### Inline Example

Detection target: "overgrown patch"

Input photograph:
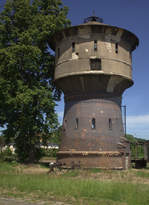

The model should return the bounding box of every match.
[0,163,149,204]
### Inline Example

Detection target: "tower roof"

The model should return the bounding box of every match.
[49,16,139,51]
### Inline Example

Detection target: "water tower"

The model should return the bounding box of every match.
[50,16,139,169]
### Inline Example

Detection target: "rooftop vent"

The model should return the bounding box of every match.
[84,16,103,23]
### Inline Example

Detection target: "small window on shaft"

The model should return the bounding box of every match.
[92,118,96,129]
[75,118,79,129]
[109,118,112,130]
[72,42,75,52]
[115,43,118,53]
[58,48,60,58]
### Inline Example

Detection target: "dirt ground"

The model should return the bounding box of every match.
[0,197,71,205]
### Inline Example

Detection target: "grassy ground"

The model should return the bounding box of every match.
[0,162,149,205]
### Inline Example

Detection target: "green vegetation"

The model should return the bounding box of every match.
[126,134,147,159]
[0,0,70,163]
[0,147,17,162]
[136,171,149,178]
[89,168,102,173]
[0,135,5,153]
[0,162,149,205]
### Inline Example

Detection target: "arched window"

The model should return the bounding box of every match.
[75,118,79,129]
[109,118,112,130]
[92,118,96,129]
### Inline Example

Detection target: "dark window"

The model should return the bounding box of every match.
[129,52,132,62]
[92,118,96,129]
[109,118,112,130]
[94,40,97,51]
[72,42,75,52]
[90,58,101,70]
[75,118,79,129]
[58,48,60,58]
[64,119,67,129]
[115,43,118,53]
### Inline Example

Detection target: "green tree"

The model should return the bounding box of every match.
[0,0,70,162]
[0,134,5,153]
[47,125,62,145]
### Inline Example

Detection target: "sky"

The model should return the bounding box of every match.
[56,0,149,139]
[0,0,149,139]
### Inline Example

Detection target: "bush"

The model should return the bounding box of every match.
[0,147,17,162]
[41,148,58,157]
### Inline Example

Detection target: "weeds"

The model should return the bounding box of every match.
[0,162,149,205]
[136,171,149,178]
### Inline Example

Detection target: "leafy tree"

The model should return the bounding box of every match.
[126,134,137,143]
[126,134,147,159]
[0,134,5,153]
[47,125,62,145]
[0,0,70,162]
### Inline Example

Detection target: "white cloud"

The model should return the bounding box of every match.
[57,111,64,124]
[127,114,149,124]
[126,114,149,139]
[57,111,64,118]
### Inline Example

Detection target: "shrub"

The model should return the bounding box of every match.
[0,147,17,162]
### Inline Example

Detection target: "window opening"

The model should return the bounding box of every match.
[72,42,75,52]
[115,43,118,53]
[109,118,112,130]
[94,40,97,51]
[92,118,96,129]
[75,118,79,129]
[90,58,101,70]
[58,48,60,58]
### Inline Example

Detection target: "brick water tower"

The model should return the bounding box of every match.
[50,16,139,169]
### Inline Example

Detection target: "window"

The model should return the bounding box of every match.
[94,40,97,51]
[58,48,60,58]
[75,118,79,129]
[129,52,132,62]
[72,42,75,52]
[115,43,118,53]
[90,58,101,70]
[91,118,96,129]
[109,118,112,130]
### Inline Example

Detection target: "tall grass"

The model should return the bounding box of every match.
[136,171,149,178]
[0,163,149,205]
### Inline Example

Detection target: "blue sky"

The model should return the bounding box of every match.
[0,0,149,139]
[56,0,149,139]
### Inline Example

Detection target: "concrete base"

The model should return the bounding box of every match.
[57,151,130,170]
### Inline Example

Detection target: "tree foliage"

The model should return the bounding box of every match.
[0,0,70,162]
[126,134,147,159]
